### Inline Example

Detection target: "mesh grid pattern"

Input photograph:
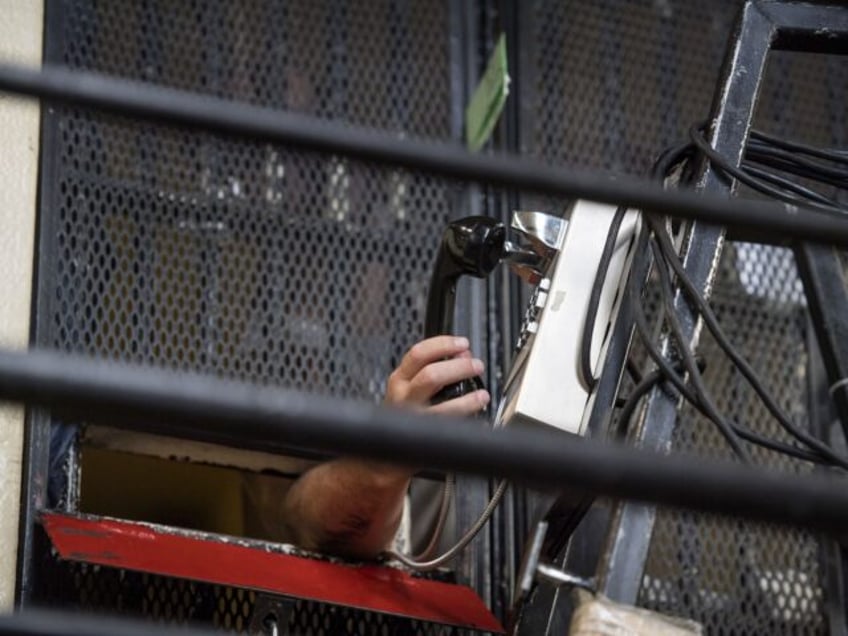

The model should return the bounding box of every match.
[527,1,729,174]
[35,0,848,633]
[522,2,847,634]
[37,1,472,632]
[519,0,733,215]
[36,552,463,635]
[636,243,824,634]
[42,0,457,398]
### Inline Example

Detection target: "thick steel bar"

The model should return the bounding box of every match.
[796,245,848,440]
[595,0,776,605]
[0,609,215,636]
[0,348,848,535]
[0,62,845,246]
[758,0,848,53]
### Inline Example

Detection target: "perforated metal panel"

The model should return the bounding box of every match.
[632,43,847,635]
[520,2,847,634]
[31,1,848,633]
[32,1,478,632]
[518,0,734,216]
[35,549,462,635]
[39,0,459,400]
[636,242,825,635]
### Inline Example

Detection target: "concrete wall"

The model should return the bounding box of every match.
[0,0,43,611]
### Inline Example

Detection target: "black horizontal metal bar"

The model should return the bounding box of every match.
[0,62,847,246]
[1,347,848,536]
[758,1,848,53]
[0,609,215,636]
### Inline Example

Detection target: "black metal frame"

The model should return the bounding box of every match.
[598,0,776,603]
[16,0,70,608]
[2,347,848,534]
[0,64,845,245]
[447,0,497,610]
[519,1,848,632]
[18,0,497,616]
[807,314,848,635]
[796,245,848,439]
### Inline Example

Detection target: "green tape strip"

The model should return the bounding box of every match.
[465,33,510,153]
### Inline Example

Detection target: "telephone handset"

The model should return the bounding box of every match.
[396,205,637,574]
[423,216,505,404]
[395,214,542,572]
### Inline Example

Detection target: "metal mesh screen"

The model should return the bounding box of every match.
[34,1,478,632]
[521,1,847,634]
[33,0,848,633]
[40,0,459,399]
[34,542,463,635]
[518,0,733,215]
[637,242,825,634]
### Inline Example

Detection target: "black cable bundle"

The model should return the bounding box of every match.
[691,124,848,215]
[597,124,848,470]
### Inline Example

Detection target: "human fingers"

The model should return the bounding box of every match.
[404,356,484,404]
[393,336,470,381]
[427,389,490,417]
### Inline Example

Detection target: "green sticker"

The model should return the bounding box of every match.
[465,33,510,153]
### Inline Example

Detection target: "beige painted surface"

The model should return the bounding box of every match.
[83,426,320,475]
[0,1,43,611]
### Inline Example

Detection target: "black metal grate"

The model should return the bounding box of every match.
[636,241,825,635]
[34,546,464,635]
[34,1,477,631]
[518,0,734,216]
[40,0,459,399]
[33,1,848,633]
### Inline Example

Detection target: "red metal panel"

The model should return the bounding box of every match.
[41,512,503,633]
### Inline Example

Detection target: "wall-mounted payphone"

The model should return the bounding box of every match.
[426,201,640,436]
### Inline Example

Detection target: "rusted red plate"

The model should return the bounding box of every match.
[42,512,503,633]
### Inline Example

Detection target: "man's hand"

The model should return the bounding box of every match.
[384,335,490,416]
[281,336,490,560]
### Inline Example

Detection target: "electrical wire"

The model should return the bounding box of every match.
[632,232,751,462]
[647,213,848,470]
[412,473,455,561]
[625,218,840,466]
[614,361,704,441]
[747,141,848,183]
[651,140,696,182]
[689,125,846,216]
[643,123,848,467]
[746,154,848,192]
[580,205,628,391]
[614,368,668,440]
[616,126,848,467]
[750,128,848,166]
[612,351,825,463]
[629,275,703,410]
[743,162,843,208]
[386,479,508,571]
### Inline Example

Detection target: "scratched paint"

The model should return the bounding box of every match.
[42,512,504,633]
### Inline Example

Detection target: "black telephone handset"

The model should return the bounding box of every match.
[424,216,506,404]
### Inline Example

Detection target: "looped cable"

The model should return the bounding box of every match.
[829,377,848,397]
